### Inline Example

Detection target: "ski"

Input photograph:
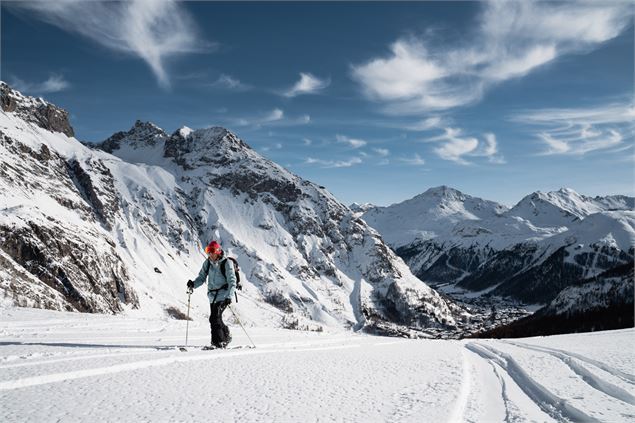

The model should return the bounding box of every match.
[157,345,255,352]
[200,344,255,351]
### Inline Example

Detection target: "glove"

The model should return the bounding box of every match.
[223,298,232,306]
[186,280,194,289]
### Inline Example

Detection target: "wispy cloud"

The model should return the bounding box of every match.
[210,74,250,91]
[263,108,284,123]
[302,138,312,146]
[283,72,330,97]
[425,127,505,165]
[473,133,506,164]
[399,153,426,166]
[10,74,70,94]
[373,148,390,157]
[305,157,363,168]
[404,116,446,131]
[513,102,633,156]
[352,1,632,114]
[336,134,367,149]
[7,0,208,89]
[229,108,310,129]
[261,142,283,152]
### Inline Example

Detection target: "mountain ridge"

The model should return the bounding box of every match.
[0,83,465,336]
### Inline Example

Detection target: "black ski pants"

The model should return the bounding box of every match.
[209,300,231,346]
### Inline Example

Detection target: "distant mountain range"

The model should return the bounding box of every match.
[359,185,634,329]
[0,82,464,336]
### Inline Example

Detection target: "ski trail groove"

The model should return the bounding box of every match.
[504,341,635,405]
[504,340,635,385]
[466,342,599,423]
[0,343,361,391]
[464,345,516,423]
[447,347,471,422]
[490,359,517,423]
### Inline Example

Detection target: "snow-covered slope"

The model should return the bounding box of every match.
[363,186,634,305]
[2,307,634,422]
[507,188,605,228]
[0,82,463,335]
[362,186,508,247]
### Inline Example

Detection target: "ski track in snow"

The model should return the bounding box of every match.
[505,340,635,385]
[504,341,635,405]
[466,342,598,422]
[1,309,634,422]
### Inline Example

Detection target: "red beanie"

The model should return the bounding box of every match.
[205,241,222,255]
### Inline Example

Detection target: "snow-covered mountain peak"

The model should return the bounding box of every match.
[0,81,74,137]
[163,126,254,170]
[419,185,466,202]
[350,202,375,214]
[178,126,193,138]
[361,186,507,247]
[507,187,604,227]
[99,120,168,154]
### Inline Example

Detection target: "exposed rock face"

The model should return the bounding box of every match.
[0,125,138,312]
[0,82,74,137]
[1,83,464,335]
[99,120,167,153]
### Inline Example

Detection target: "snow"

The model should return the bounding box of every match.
[1,306,633,422]
[1,83,463,333]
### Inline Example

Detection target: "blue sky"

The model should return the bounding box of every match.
[2,1,633,207]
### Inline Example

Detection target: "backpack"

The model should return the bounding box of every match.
[203,256,242,302]
[219,257,242,291]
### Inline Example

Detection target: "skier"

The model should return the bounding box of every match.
[187,240,237,349]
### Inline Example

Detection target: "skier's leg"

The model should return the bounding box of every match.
[209,302,223,346]
[219,302,231,345]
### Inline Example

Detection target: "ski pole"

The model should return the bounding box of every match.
[185,288,193,347]
[228,304,256,348]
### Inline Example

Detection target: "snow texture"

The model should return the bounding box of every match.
[1,306,633,422]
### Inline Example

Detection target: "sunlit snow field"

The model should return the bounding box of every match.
[1,306,633,422]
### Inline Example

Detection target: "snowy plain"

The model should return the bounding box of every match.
[1,306,634,422]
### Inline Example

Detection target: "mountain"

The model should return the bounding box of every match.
[362,186,634,305]
[362,186,508,247]
[474,262,634,338]
[0,82,464,336]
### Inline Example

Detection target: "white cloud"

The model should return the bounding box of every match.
[229,108,311,129]
[305,157,363,168]
[284,72,330,97]
[405,116,445,131]
[211,74,249,91]
[8,0,207,89]
[473,133,506,164]
[513,102,632,156]
[336,134,367,149]
[261,142,283,152]
[373,148,390,157]
[10,74,70,93]
[352,1,632,113]
[263,108,284,123]
[425,127,505,165]
[399,153,426,166]
[434,139,478,165]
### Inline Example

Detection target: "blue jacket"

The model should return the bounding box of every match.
[192,256,237,304]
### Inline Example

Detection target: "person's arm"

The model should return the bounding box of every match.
[191,260,209,289]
